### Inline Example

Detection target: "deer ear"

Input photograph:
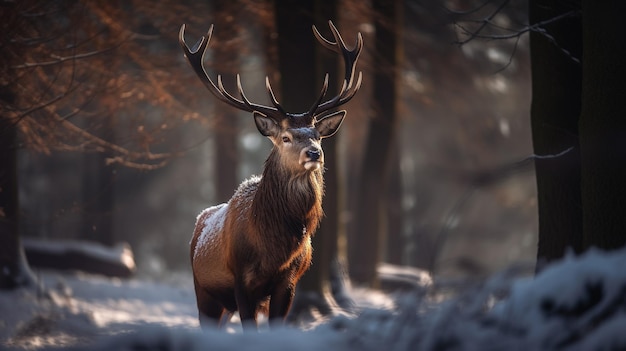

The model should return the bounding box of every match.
[315,110,346,138]
[253,111,279,137]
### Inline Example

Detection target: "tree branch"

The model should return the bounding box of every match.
[11,44,122,69]
[453,0,512,45]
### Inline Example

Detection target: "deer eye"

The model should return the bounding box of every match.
[282,136,291,143]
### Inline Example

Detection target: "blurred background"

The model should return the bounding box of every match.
[5,0,535,284]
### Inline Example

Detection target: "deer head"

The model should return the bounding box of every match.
[179,20,362,174]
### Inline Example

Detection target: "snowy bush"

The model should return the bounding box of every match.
[92,248,626,351]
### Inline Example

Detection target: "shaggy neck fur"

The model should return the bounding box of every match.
[251,148,324,243]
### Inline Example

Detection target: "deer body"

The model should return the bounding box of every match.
[180,21,362,331]
[190,166,320,324]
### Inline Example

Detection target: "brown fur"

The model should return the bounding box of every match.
[190,142,325,331]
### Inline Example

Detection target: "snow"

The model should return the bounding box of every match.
[194,204,228,260]
[0,271,198,350]
[2,248,626,350]
[489,248,626,349]
[193,176,261,261]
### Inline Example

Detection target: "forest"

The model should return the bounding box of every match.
[2,0,626,350]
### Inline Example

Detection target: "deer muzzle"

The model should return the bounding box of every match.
[301,147,323,171]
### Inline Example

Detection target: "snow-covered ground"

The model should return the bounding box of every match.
[0,270,199,349]
[2,248,626,350]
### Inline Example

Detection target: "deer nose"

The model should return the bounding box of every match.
[307,149,321,161]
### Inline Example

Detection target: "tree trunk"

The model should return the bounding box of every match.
[348,0,402,287]
[385,144,404,265]
[81,152,116,246]
[274,1,317,112]
[529,0,583,269]
[0,113,36,289]
[212,0,240,204]
[214,115,239,203]
[579,0,626,250]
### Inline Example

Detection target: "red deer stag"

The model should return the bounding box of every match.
[179,20,362,331]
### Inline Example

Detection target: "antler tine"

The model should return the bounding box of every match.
[312,24,336,52]
[236,74,259,112]
[307,73,330,119]
[265,76,287,115]
[211,74,249,112]
[310,20,363,117]
[342,33,363,90]
[337,71,363,104]
[327,21,363,92]
[179,24,282,119]
[179,24,231,106]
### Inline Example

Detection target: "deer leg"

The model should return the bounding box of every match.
[234,278,258,331]
[194,279,225,330]
[268,282,295,328]
[218,311,234,328]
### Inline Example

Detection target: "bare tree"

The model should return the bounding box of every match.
[0,0,211,287]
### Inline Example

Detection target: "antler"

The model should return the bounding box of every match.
[309,20,363,120]
[179,20,362,124]
[178,24,285,121]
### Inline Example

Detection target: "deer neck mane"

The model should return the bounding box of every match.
[251,149,324,239]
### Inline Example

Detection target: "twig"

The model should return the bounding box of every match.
[12,45,122,69]
[429,147,575,274]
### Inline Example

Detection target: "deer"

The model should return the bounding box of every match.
[178,20,362,331]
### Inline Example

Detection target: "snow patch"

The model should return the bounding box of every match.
[193,204,228,260]
[490,248,626,349]
[231,175,260,222]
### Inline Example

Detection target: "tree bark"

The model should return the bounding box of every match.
[0,2,36,289]
[385,144,404,265]
[529,0,583,269]
[212,0,240,204]
[348,0,402,287]
[81,151,116,246]
[0,112,36,289]
[579,0,626,250]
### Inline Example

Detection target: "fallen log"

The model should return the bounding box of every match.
[23,238,136,278]
[378,263,432,293]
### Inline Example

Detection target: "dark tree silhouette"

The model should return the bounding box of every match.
[529,0,583,267]
[531,0,626,263]
[385,145,404,265]
[349,0,402,287]
[579,0,626,250]
[211,0,242,204]
[0,101,36,289]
